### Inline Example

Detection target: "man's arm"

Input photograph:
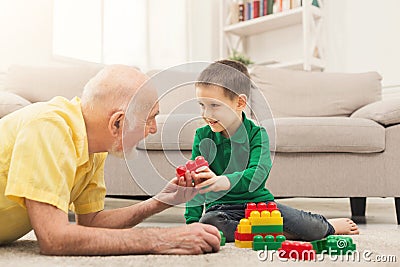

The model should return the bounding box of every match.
[26,199,220,256]
[77,173,197,228]
[76,197,169,229]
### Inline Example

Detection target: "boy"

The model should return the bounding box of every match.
[184,60,359,242]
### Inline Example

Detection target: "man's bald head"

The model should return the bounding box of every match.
[80,65,159,155]
[81,65,149,113]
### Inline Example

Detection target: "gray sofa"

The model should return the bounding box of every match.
[1,64,399,224]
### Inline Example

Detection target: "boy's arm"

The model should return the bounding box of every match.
[225,128,272,192]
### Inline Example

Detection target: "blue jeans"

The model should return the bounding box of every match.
[199,201,335,242]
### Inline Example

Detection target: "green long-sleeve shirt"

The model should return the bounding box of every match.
[185,112,274,224]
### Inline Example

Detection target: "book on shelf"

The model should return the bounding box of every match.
[238,1,245,21]
[246,0,252,20]
[253,0,260,18]
[230,0,318,25]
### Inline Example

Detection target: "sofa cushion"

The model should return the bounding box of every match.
[250,66,382,118]
[0,91,31,118]
[351,98,400,126]
[137,114,206,151]
[261,117,385,153]
[3,64,103,102]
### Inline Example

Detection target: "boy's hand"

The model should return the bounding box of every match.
[191,166,216,186]
[193,167,230,194]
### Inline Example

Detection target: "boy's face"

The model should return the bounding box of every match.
[196,85,244,137]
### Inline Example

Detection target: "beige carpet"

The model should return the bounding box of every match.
[1,198,399,267]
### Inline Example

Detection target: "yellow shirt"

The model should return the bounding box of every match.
[0,96,107,244]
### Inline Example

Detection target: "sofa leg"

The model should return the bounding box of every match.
[350,197,366,224]
[395,198,400,225]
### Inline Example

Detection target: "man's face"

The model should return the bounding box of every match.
[109,102,159,158]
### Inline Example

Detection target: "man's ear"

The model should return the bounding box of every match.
[108,111,125,137]
[237,94,248,111]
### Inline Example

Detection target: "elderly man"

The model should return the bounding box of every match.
[0,65,220,255]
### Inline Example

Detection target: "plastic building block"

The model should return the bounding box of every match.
[236,201,285,249]
[311,235,356,255]
[176,165,187,177]
[235,231,255,241]
[237,218,252,233]
[265,210,283,225]
[219,231,226,246]
[189,156,209,172]
[252,225,283,234]
[278,241,316,260]
[257,202,267,211]
[176,156,209,177]
[253,234,286,251]
[249,210,283,226]
[245,202,279,218]
[235,239,253,248]
[266,202,278,212]
[245,202,257,218]
[235,232,273,241]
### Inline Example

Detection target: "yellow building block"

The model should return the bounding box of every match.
[271,210,281,217]
[249,210,283,226]
[261,217,283,225]
[237,218,252,233]
[235,239,253,248]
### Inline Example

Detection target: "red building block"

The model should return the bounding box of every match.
[245,202,279,218]
[278,241,316,261]
[267,202,278,212]
[176,156,209,177]
[235,231,274,241]
[257,202,267,211]
[245,202,257,218]
[234,231,255,241]
[176,165,187,177]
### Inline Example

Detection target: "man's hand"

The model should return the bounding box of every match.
[152,223,221,254]
[155,170,199,206]
[193,167,231,194]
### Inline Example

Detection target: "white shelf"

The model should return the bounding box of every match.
[224,6,321,36]
[263,58,324,71]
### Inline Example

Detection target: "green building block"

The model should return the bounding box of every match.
[311,235,356,255]
[252,225,283,234]
[219,231,226,246]
[253,235,286,251]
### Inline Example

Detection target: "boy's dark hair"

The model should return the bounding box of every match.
[196,59,251,99]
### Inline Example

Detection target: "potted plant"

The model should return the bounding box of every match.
[228,50,254,66]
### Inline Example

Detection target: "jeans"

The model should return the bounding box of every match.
[199,201,335,242]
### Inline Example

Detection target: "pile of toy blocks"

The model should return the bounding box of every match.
[234,202,357,261]
[234,202,286,250]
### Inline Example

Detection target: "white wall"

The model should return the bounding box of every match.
[187,0,220,62]
[0,0,55,70]
[324,0,400,86]
[0,0,398,86]
[246,0,400,86]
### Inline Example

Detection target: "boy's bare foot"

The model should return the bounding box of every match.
[328,218,360,235]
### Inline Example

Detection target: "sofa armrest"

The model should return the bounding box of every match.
[351,98,400,126]
[0,91,31,118]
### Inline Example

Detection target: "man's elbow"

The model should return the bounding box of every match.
[37,232,69,256]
